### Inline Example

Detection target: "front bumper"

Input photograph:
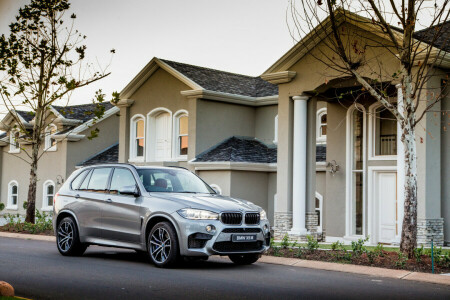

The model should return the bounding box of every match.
[172,212,271,257]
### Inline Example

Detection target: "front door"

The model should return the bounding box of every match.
[376,171,397,243]
[155,112,170,161]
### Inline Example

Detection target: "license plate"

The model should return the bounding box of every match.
[232,234,257,242]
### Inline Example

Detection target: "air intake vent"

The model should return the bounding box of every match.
[245,213,260,225]
[221,212,242,225]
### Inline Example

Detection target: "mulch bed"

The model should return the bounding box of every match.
[0,225,54,236]
[266,248,450,274]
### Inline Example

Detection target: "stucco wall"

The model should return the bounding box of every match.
[442,84,450,244]
[196,170,231,197]
[195,100,255,155]
[255,105,277,145]
[66,113,120,177]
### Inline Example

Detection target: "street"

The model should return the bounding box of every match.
[0,237,449,300]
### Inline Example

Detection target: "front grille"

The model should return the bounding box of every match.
[245,213,260,225]
[222,228,261,233]
[213,241,263,253]
[221,212,242,225]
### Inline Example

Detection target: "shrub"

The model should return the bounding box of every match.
[295,247,305,258]
[374,244,385,257]
[395,252,407,269]
[272,246,281,257]
[331,241,344,251]
[351,236,369,256]
[281,233,290,249]
[413,245,424,263]
[0,202,5,211]
[23,201,28,210]
[306,235,319,251]
[365,250,376,264]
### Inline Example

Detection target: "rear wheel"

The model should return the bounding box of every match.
[56,217,87,256]
[148,222,180,268]
[229,253,260,265]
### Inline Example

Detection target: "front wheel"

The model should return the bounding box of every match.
[56,217,87,256]
[148,222,180,268]
[229,253,260,265]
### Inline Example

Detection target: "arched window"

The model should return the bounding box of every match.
[173,110,188,159]
[317,108,327,143]
[45,124,57,151]
[130,115,145,161]
[147,108,172,162]
[9,130,20,153]
[210,184,222,195]
[7,180,18,210]
[274,115,278,144]
[42,180,55,211]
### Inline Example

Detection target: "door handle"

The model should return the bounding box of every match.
[75,194,80,199]
[105,198,113,203]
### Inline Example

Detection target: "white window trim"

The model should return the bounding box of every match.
[368,102,397,161]
[44,124,57,152]
[315,191,323,233]
[9,130,20,154]
[209,184,222,195]
[42,180,55,211]
[316,108,327,144]
[147,108,172,162]
[172,110,188,161]
[345,104,367,240]
[273,115,278,144]
[129,114,146,163]
[7,180,19,210]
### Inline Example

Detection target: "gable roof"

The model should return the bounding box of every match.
[264,9,449,74]
[160,59,278,97]
[16,110,35,122]
[76,143,119,167]
[415,21,450,52]
[52,102,114,123]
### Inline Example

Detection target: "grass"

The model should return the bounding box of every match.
[272,242,450,255]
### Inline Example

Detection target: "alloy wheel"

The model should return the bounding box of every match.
[58,221,74,252]
[150,227,171,263]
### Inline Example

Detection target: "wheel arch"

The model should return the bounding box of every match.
[144,214,181,250]
[56,210,82,238]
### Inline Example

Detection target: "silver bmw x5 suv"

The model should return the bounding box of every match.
[53,164,270,267]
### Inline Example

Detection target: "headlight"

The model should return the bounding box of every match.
[260,209,267,220]
[177,208,219,220]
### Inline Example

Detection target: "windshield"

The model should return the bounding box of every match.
[136,168,215,194]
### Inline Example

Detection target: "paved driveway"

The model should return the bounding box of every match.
[0,237,449,300]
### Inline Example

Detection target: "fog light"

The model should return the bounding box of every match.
[206,225,216,233]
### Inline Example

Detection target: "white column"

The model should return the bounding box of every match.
[290,95,309,235]
[395,84,405,242]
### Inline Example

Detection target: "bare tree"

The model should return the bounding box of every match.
[0,0,117,223]
[287,0,449,257]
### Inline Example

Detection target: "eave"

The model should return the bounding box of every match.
[180,89,278,106]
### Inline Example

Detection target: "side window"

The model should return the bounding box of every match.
[78,169,93,191]
[110,168,137,194]
[71,170,89,190]
[87,168,112,192]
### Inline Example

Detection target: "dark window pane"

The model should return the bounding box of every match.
[353,172,363,235]
[110,168,137,194]
[352,110,363,170]
[179,136,188,155]
[87,168,112,192]
[47,196,53,206]
[12,185,17,194]
[72,170,89,190]
[12,195,17,205]
[47,185,54,195]
[79,169,93,190]
[375,107,397,155]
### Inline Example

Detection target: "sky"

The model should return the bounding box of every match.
[0,0,295,108]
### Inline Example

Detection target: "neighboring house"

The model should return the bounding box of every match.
[0,102,119,215]
[261,12,449,246]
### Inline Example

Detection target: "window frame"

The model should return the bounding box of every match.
[173,110,189,160]
[316,108,327,144]
[273,115,278,144]
[44,124,58,152]
[7,180,19,210]
[368,102,398,161]
[9,130,20,153]
[129,114,146,162]
[42,180,55,211]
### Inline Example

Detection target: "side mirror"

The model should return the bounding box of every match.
[119,185,140,197]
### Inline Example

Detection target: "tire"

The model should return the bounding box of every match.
[147,221,180,268]
[56,217,87,256]
[229,253,260,265]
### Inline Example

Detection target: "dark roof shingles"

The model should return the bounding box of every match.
[16,110,35,122]
[77,143,119,167]
[160,59,278,97]
[415,21,450,52]
[52,102,113,123]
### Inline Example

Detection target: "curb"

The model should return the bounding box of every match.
[1,232,449,286]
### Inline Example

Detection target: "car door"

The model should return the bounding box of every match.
[101,167,142,244]
[73,167,111,238]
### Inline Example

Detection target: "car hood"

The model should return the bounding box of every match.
[147,192,260,212]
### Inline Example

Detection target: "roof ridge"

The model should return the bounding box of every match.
[416,20,450,33]
[159,58,261,80]
[52,102,111,109]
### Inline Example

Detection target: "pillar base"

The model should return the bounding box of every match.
[417,218,444,247]
[288,228,308,236]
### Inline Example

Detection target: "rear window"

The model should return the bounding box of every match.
[71,169,89,190]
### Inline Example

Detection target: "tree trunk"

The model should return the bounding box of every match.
[400,120,418,258]
[25,144,39,224]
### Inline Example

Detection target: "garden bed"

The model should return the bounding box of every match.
[0,211,53,236]
[267,236,450,274]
